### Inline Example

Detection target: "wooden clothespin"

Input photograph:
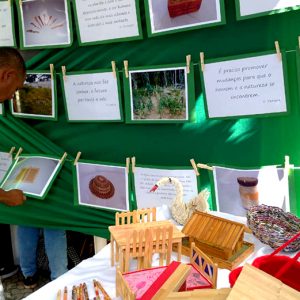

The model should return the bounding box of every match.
[126,157,130,174]
[200,52,205,72]
[59,152,68,164]
[9,147,15,155]
[190,159,200,176]
[197,163,213,171]
[186,55,191,74]
[15,147,23,160]
[131,156,136,173]
[61,66,67,81]
[74,151,82,166]
[124,60,129,78]
[274,41,282,61]
[50,64,54,81]
[111,61,116,78]
[284,155,290,170]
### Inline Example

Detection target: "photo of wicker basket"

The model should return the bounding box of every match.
[168,0,203,18]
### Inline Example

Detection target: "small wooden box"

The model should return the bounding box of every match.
[168,0,202,18]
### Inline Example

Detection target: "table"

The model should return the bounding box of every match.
[24,211,294,300]
[109,220,185,267]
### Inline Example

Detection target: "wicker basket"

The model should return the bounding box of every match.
[168,0,202,18]
[247,205,300,252]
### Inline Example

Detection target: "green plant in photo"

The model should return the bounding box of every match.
[133,88,153,118]
[18,86,52,115]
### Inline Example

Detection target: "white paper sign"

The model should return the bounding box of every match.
[134,167,199,209]
[0,1,14,46]
[213,166,288,217]
[63,72,121,121]
[0,152,12,182]
[75,0,139,43]
[239,0,300,16]
[203,53,287,118]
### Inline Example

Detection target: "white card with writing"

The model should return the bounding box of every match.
[0,152,12,182]
[63,71,122,121]
[202,53,287,118]
[238,0,300,17]
[74,0,140,43]
[0,1,14,46]
[134,167,199,209]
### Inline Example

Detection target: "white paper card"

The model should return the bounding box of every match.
[213,166,288,217]
[134,167,199,209]
[75,0,139,43]
[203,53,287,118]
[0,1,14,46]
[239,0,300,16]
[0,152,12,182]
[63,72,121,121]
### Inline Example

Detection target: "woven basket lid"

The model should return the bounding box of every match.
[89,175,115,199]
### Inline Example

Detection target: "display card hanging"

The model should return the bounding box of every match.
[72,0,143,45]
[123,62,195,124]
[209,164,290,217]
[200,50,289,119]
[73,159,131,211]
[10,69,58,121]
[61,68,123,122]
[131,162,202,217]
[0,153,66,200]
[235,0,300,20]
[144,0,226,37]
[0,0,16,47]
[17,0,73,49]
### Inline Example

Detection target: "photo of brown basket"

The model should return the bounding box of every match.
[168,0,203,18]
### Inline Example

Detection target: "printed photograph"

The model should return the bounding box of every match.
[0,156,61,198]
[12,73,54,118]
[20,0,70,47]
[76,162,129,211]
[130,67,188,120]
[147,0,222,34]
[213,166,287,217]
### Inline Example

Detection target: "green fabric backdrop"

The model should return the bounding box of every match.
[0,0,299,238]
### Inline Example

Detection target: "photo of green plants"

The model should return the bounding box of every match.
[12,73,53,116]
[130,68,187,120]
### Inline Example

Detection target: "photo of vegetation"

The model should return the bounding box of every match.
[13,73,53,116]
[130,68,187,120]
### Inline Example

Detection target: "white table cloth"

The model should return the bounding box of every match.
[24,212,290,300]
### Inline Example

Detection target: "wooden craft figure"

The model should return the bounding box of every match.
[150,177,209,225]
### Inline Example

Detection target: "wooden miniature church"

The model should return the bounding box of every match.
[180,212,254,270]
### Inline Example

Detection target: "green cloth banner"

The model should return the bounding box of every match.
[0,1,300,238]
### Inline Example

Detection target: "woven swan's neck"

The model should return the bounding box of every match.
[156,177,183,203]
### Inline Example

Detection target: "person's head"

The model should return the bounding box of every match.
[0,47,26,102]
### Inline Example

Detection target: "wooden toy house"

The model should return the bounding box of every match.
[180,212,254,270]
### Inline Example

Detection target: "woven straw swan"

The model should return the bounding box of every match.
[150,177,210,225]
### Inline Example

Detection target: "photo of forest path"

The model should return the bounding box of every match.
[131,68,187,120]
[13,74,53,116]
